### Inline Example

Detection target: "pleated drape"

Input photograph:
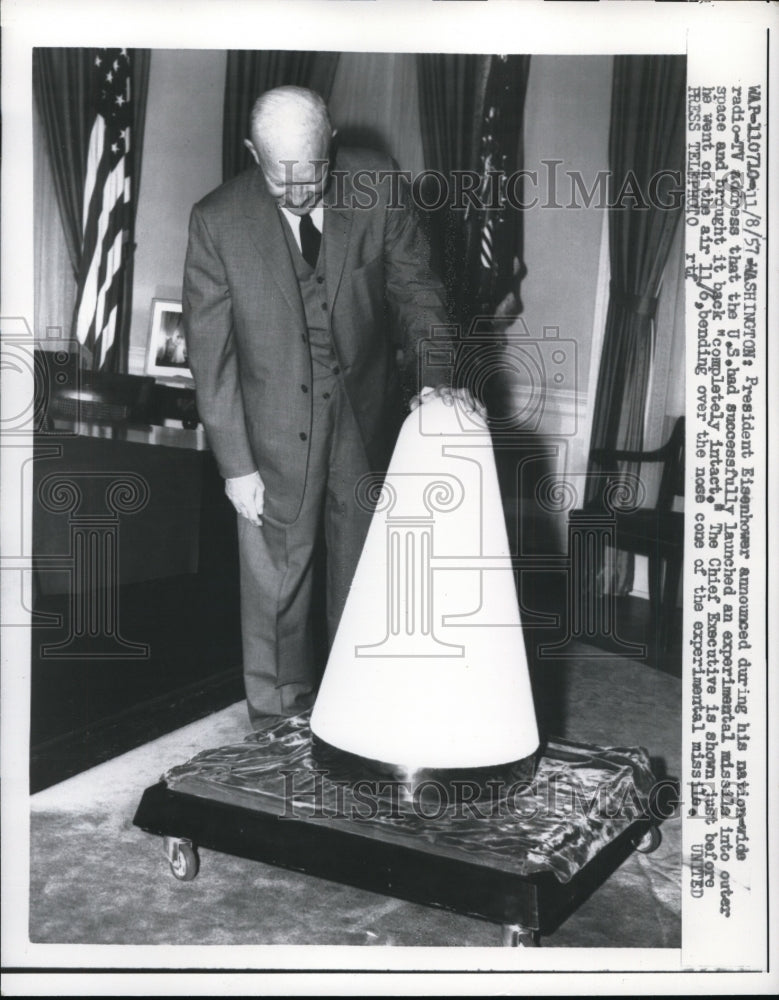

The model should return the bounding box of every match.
[587,55,686,592]
[33,50,94,278]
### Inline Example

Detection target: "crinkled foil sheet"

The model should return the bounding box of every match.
[164,713,655,884]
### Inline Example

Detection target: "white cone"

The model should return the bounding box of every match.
[310,394,539,770]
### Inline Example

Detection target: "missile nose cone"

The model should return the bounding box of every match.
[310,395,539,776]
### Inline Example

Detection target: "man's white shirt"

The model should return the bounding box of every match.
[279,203,324,252]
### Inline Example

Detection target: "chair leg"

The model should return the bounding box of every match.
[661,554,682,655]
[647,555,664,658]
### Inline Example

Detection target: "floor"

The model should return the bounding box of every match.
[27,643,682,958]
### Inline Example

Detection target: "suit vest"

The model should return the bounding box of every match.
[279,211,339,381]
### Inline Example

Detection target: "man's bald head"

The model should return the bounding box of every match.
[244,86,334,214]
[249,86,332,161]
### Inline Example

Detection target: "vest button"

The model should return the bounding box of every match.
[322,392,331,400]
[299,432,308,441]
[316,276,324,284]
[321,302,328,311]
[333,366,341,375]
[301,384,308,393]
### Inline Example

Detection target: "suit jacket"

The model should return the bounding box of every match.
[183,147,452,524]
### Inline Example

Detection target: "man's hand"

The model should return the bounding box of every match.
[225,471,265,526]
[409,385,487,421]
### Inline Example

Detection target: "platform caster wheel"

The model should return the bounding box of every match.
[632,824,661,854]
[502,924,539,947]
[164,836,199,881]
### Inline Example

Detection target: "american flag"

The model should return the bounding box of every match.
[73,48,133,369]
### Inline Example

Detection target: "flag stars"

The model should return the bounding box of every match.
[93,48,131,131]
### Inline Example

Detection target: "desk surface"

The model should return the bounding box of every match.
[48,418,209,451]
[34,420,220,593]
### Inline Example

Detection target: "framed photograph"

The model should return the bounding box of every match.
[145,298,192,380]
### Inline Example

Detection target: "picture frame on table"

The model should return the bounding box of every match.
[145,298,192,380]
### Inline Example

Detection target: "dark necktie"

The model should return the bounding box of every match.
[299,213,321,270]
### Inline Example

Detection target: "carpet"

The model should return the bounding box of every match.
[29,646,681,949]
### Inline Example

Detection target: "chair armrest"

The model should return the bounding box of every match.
[590,444,669,465]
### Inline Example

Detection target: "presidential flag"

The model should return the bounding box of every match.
[471,55,528,319]
[72,48,133,369]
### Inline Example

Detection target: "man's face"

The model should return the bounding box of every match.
[248,127,332,216]
[260,152,330,216]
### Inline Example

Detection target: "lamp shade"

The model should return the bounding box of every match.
[310,394,539,774]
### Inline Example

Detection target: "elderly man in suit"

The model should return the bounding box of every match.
[183,85,469,724]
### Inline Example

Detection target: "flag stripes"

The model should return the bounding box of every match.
[72,48,132,369]
[471,55,527,314]
[480,215,495,269]
[75,164,127,345]
[82,116,105,231]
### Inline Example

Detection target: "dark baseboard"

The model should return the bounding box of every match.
[30,666,245,793]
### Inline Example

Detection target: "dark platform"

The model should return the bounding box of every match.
[133,714,660,944]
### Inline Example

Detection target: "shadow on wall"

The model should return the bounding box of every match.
[332,126,392,159]
[483,362,562,561]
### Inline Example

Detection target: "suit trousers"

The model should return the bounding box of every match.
[237,375,374,723]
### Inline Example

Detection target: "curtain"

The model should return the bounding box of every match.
[416,53,491,323]
[222,50,340,182]
[33,50,94,278]
[32,48,150,371]
[34,98,77,347]
[587,55,686,592]
[328,53,425,177]
[119,52,150,373]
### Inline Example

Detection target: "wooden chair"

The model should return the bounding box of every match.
[572,416,685,657]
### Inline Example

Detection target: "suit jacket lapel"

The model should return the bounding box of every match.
[241,163,354,319]
[323,201,352,313]
[243,170,306,323]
